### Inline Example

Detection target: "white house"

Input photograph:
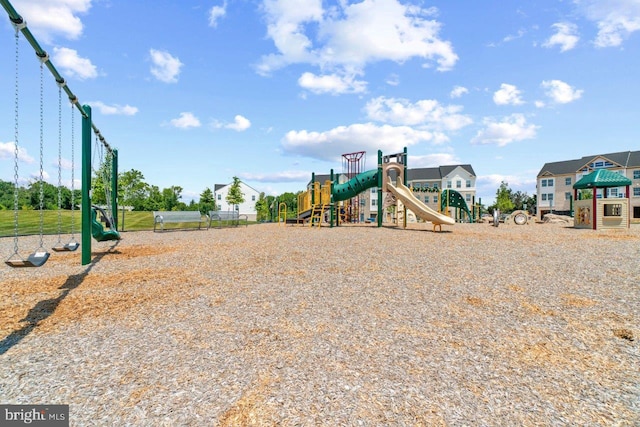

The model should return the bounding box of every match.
[214,180,261,221]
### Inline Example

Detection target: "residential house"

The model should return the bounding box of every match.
[214,180,261,221]
[536,150,640,223]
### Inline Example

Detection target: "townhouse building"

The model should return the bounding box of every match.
[536,150,640,223]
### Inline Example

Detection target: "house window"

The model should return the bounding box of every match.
[252,195,256,201]
[217,194,221,200]
[565,177,572,186]
[634,188,640,197]
[465,194,471,202]
[608,188,618,198]
[456,180,462,188]
[447,180,452,188]
[371,188,377,194]
[541,194,547,201]
[414,183,421,189]
[433,195,438,203]
[424,196,429,203]
[541,180,547,187]
[466,180,471,188]
[634,170,640,179]
[565,192,572,200]
[604,203,622,217]
[548,193,554,201]
[371,199,377,206]
[433,183,438,189]
[547,179,554,186]
[424,183,430,188]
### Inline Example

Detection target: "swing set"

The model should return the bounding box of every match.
[2,0,120,267]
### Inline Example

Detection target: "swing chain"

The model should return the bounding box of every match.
[38,60,45,249]
[70,104,76,238]
[56,85,63,242]
[11,26,20,257]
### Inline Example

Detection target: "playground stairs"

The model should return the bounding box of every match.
[309,204,327,228]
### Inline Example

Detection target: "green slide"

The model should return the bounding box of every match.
[91,206,121,242]
[332,169,379,202]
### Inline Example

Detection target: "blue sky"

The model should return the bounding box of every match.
[1,0,639,205]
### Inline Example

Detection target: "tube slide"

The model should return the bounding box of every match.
[386,177,455,226]
[332,169,379,202]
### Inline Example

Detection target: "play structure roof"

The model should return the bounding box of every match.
[573,169,632,189]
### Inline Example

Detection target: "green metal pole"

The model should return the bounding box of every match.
[81,105,92,265]
[377,150,383,227]
[112,149,118,230]
[403,147,407,229]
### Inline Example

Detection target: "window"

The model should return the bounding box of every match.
[371,188,377,194]
[456,180,462,188]
[541,194,547,201]
[465,194,471,202]
[548,193,554,201]
[371,199,377,206]
[608,188,618,198]
[413,183,421,189]
[424,196,429,203]
[252,195,256,201]
[565,192,572,200]
[541,180,547,187]
[547,179,554,186]
[603,203,622,217]
[433,183,439,189]
[634,170,640,179]
[423,183,430,188]
[466,180,471,188]
[433,195,438,203]
[217,194,221,200]
[565,177,572,186]
[447,180,452,189]
[634,188,640,197]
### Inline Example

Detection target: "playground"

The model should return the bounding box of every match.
[1,223,639,425]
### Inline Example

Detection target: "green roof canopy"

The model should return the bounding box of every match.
[573,169,632,189]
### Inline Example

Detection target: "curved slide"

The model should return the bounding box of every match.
[332,169,379,202]
[386,177,455,226]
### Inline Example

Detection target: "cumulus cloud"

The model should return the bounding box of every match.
[88,101,138,116]
[53,47,98,80]
[409,153,460,168]
[450,86,469,99]
[150,49,183,83]
[471,114,539,147]
[239,170,311,182]
[257,0,457,76]
[170,112,201,129]
[209,2,227,27]
[364,96,473,131]
[281,122,442,162]
[1,141,34,163]
[578,0,640,47]
[493,84,524,106]
[11,0,90,43]
[541,80,584,104]
[543,22,580,52]
[298,72,367,95]
[226,115,251,131]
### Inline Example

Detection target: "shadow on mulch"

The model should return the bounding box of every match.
[0,241,120,356]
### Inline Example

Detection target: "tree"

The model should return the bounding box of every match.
[119,169,149,211]
[225,176,245,211]
[144,185,163,211]
[255,192,269,221]
[493,181,515,213]
[199,187,216,214]
[162,186,183,211]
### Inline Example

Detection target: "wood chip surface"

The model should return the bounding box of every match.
[1,222,638,426]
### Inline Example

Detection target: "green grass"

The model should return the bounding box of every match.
[0,210,253,237]
[0,210,156,237]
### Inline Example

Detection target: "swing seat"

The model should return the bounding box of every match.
[52,241,79,252]
[5,251,50,268]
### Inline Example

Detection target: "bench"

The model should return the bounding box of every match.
[209,210,248,228]
[153,211,210,232]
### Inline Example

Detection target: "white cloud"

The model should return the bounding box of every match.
[493,83,524,106]
[543,22,580,52]
[226,115,251,131]
[541,80,583,104]
[578,0,640,47]
[52,47,98,80]
[239,170,310,182]
[258,0,457,76]
[88,101,138,116]
[11,0,90,43]
[209,2,227,27]
[503,29,526,43]
[298,72,367,95]
[365,96,473,131]
[0,141,35,163]
[170,112,201,129]
[450,86,469,98]
[149,49,183,83]
[281,122,441,162]
[385,74,400,86]
[471,114,539,147]
[408,153,460,168]
[534,100,546,108]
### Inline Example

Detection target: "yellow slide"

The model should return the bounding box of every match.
[386,177,455,226]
